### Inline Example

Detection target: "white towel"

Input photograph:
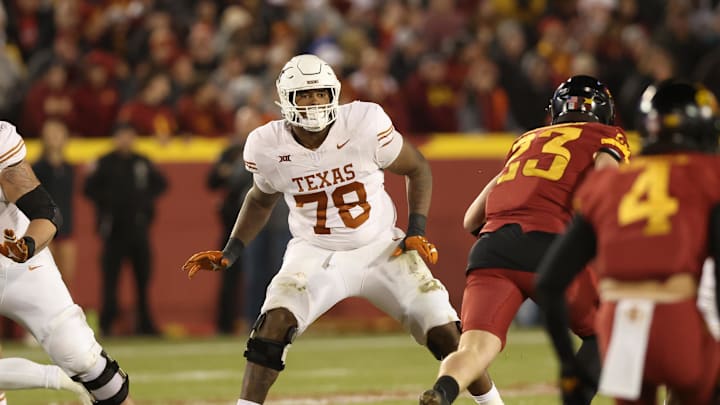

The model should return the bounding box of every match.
[599,298,655,400]
[698,259,719,340]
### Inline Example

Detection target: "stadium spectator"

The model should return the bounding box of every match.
[182,53,500,405]
[84,123,168,336]
[348,46,409,132]
[176,80,234,137]
[117,71,178,141]
[21,62,77,138]
[404,53,460,133]
[5,0,54,63]
[32,120,76,286]
[458,57,511,133]
[73,51,121,137]
[536,80,720,405]
[419,76,630,405]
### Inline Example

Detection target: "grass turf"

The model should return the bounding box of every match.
[1,328,621,404]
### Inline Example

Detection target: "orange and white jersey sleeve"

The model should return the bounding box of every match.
[366,104,403,168]
[0,122,27,171]
[243,126,280,195]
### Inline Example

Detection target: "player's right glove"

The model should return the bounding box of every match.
[182,251,228,279]
[181,238,244,279]
[558,359,597,405]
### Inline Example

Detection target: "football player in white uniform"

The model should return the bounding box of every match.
[182,54,503,405]
[0,121,133,405]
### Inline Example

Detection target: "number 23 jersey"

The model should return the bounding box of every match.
[243,101,403,251]
[484,122,631,234]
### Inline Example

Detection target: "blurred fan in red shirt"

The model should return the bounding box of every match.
[117,71,178,141]
[73,51,121,137]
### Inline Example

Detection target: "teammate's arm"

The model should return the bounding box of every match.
[594,150,621,169]
[535,214,597,387]
[0,160,60,261]
[463,173,500,235]
[182,183,281,278]
[385,140,438,264]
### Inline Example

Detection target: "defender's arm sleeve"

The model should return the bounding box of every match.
[535,214,597,365]
[598,127,631,163]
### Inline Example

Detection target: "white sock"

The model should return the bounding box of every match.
[471,383,504,404]
[0,358,58,390]
[0,391,6,405]
[237,400,261,405]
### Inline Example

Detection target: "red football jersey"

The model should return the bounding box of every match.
[483,122,630,234]
[576,154,720,281]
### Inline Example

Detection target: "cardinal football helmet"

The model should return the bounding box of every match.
[638,80,720,154]
[549,75,615,125]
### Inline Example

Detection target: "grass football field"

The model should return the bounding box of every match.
[1,329,622,405]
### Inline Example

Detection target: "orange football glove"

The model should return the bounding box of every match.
[0,229,32,263]
[181,251,229,279]
[392,235,439,265]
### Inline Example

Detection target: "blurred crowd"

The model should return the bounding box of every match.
[2,0,720,139]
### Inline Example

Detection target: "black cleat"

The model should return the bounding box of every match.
[419,389,450,405]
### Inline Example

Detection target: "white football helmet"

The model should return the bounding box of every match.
[276,54,341,132]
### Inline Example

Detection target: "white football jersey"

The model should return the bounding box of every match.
[0,121,32,267]
[244,101,404,250]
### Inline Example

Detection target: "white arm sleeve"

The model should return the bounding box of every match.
[698,258,719,340]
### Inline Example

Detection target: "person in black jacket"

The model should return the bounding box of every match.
[84,123,167,336]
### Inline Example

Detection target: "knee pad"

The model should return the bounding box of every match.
[243,312,298,371]
[72,350,129,405]
[43,305,102,375]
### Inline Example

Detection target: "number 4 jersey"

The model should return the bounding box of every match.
[483,122,631,234]
[575,154,720,281]
[243,101,403,251]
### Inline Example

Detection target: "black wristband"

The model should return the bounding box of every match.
[221,237,245,267]
[406,213,427,236]
[22,236,36,259]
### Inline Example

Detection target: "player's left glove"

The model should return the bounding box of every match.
[558,360,597,405]
[391,213,438,265]
[0,229,35,263]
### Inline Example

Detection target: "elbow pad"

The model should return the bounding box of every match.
[15,185,63,231]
